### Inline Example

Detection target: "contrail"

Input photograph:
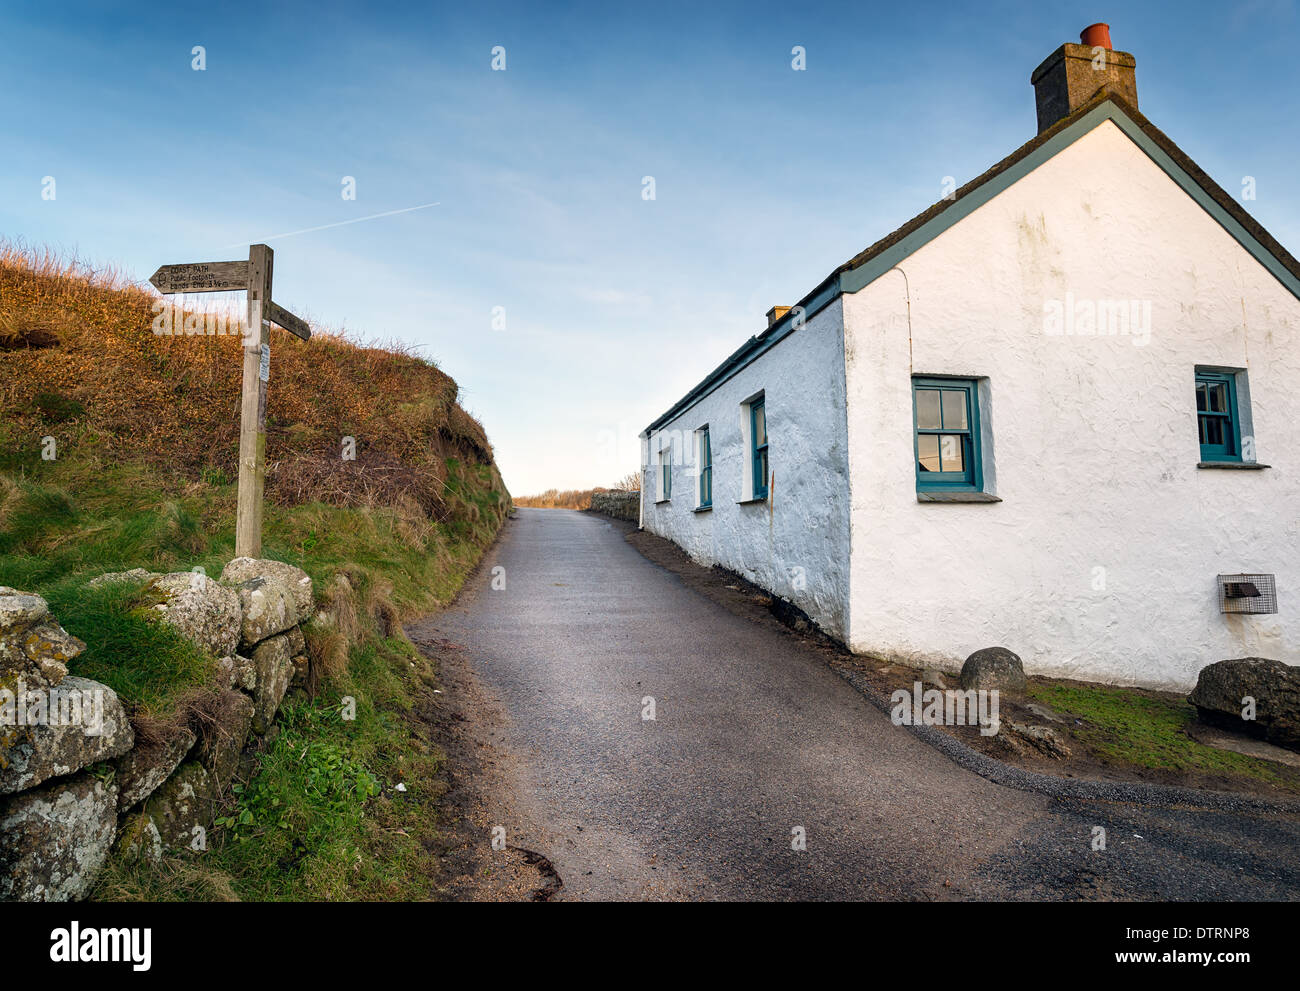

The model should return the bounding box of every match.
[224,201,440,247]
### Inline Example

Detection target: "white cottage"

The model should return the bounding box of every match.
[639,25,1300,691]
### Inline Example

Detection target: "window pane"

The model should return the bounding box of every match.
[940,435,964,473]
[917,434,941,472]
[1206,382,1227,413]
[753,404,766,445]
[756,449,768,488]
[915,390,941,429]
[941,390,968,430]
[1195,382,1208,412]
[1200,415,1224,446]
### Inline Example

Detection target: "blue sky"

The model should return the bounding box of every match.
[3,0,1298,494]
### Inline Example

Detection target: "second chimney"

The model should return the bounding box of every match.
[766,305,791,328]
[1031,23,1137,134]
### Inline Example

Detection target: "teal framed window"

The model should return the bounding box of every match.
[751,398,769,499]
[698,427,712,508]
[913,378,981,491]
[1195,370,1242,463]
[659,445,672,501]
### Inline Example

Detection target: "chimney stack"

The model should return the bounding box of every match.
[1031,23,1137,134]
[766,305,791,328]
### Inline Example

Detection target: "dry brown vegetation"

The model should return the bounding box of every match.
[0,241,508,522]
[514,488,601,509]
[514,472,640,509]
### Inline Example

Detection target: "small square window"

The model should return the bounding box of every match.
[913,378,982,492]
[1195,369,1243,463]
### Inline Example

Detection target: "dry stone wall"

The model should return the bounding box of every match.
[0,557,318,901]
[589,490,640,523]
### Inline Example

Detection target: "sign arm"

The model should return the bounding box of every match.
[148,261,249,293]
[266,300,311,341]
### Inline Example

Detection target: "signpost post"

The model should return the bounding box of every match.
[150,243,311,558]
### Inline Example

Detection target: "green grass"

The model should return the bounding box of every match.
[201,637,446,900]
[40,576,215,719]
[1028,682,1296,787]
[0,454,499,614]
[1,452,505,900]
[93,635,451,902]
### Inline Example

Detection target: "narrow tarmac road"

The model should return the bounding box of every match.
[413,508,1300,900]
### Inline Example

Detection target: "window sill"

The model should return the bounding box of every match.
[736,497,768,505]
[917,491,1002,503]
[693,505,713,513]
[655,499,671,505]
[1197,461,1270,470]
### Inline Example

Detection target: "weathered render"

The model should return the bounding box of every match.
[640,300,851,640]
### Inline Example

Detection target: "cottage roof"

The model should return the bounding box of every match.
[644,92,1300,436]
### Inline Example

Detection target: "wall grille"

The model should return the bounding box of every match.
[1217,573,1277,615]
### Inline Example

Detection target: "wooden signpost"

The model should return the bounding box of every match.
[150,244,311,558]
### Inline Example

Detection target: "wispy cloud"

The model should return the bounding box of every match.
[223,202,441,248]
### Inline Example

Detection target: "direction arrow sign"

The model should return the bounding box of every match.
[149,261,249,294]
[266,300,312,341]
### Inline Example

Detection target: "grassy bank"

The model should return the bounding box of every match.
[1026,681,1300,791]
[1,244,511,899]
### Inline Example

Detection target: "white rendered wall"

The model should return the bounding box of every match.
[843,119,1300,690]
[641,300,852,639]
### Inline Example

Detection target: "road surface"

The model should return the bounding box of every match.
[414,508,1300,900]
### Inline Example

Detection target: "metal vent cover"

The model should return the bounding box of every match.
[1217,573,1277,614]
